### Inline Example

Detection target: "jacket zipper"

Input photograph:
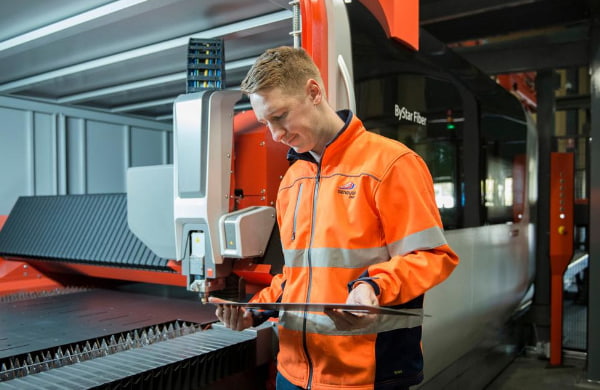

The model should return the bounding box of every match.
[303,163,321,390]
[291,183,303,241]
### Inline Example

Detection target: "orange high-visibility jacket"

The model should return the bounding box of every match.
[251,111,459,389]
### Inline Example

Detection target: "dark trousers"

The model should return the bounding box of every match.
[275,372,409,390]
[276,372,304,390]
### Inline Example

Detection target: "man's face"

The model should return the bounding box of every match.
[250,84,320,154]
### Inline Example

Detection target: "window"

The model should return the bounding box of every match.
[480,112,527,224]
[353,73,464,229]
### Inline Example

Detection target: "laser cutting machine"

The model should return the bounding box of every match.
[0,0,382,386]
[0,1,539,388]
[0,89,289,387]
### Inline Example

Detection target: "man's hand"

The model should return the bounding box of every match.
[208,296,254,331]
[325,283,379,331]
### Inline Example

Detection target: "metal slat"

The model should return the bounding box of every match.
[0,194,169,270]
[0,290,217,360]
[0,328,256,389]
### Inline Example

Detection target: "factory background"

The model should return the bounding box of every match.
[0,0,599,388]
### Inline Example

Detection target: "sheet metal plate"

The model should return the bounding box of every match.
[0,289,215,359]
[212,302,424,316]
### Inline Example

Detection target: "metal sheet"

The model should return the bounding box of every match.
[212,302,425,316]
[0,289,216,359]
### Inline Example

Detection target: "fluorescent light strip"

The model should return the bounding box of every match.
[0,0,148,52]
[58,57,257,103]
[154,100,252,122]
[111,97,175,112]
[0,10,291,93]
[111,86,241,113]
[57,73,184,104]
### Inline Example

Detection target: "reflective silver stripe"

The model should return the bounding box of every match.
[291,183,303,241]
[283,248,306,267]
[283,246,388,268]
[282,226,447,268]
[388,226,447,256]
[279,309,424,335]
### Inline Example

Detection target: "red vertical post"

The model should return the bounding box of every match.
[549,152,574,366]
[300,0,329,91]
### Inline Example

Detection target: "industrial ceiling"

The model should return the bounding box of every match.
[0,0,596,123]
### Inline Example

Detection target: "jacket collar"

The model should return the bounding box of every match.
[287,110,355,163]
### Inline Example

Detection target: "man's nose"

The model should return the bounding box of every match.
[269,124,286,143]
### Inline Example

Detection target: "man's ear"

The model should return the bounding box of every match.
[306,79,322,104]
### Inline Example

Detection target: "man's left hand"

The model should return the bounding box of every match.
[325,283,379,331]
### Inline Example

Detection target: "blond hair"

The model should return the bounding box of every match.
[240,46,324,96]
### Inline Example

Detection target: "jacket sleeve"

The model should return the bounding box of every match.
[250,271,287,303]
[366,152,459,306]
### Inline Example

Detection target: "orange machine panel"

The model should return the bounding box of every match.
[300,0,419,96]
[233,110,289,210]
[300,0,329,90]
[358,0,419,50]
[549,152,574,366]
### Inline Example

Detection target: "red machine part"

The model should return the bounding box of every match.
[549,152,574,366]
[233,110,289,210]
[233,259,274,295]
[358,0,419,50]
[300,0,329,89]
[0,215,65,296]
[496,73,537,111]
[300,0,419,96]
[231,111,289,291]
[20,259,187,287]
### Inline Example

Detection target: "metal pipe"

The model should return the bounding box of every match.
[289,0,301,48]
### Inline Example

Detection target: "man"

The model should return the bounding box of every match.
[209,46,459,390]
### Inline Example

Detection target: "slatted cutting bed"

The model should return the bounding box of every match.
[0,195,270,389]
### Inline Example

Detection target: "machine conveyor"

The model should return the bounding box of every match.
[0,289,266,389]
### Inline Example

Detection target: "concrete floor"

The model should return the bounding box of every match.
[486,353,600,390]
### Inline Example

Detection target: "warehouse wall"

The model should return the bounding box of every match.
[0,96,172,215]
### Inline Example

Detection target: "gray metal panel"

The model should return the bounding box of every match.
[86,120,127,194]
[0,194,169,270]
[0,95,171,130]
[66,117,86,194]
[127,165,176,259]
[33,112,56,196]
[422,222,535,384]
[0,107,32,214]
[130,126,168,167]
[174,91,211,198]
[0,95,172,216]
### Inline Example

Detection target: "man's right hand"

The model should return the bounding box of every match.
[208,296,254,331]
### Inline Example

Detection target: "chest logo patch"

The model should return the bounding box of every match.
[337,182,357,199]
